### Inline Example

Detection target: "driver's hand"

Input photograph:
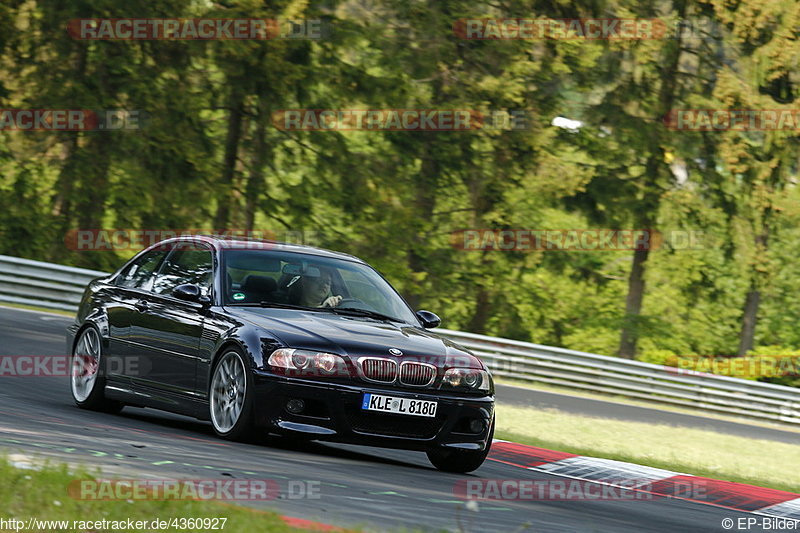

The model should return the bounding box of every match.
[321,295,343,308]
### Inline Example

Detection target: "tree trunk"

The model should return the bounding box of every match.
[737,227,769,355]
[76,136,112,231]
[50,136,80,260]
[464,144,505,334]
[737,287,760,356]
[618,247,649,358]
[214,87,245,230]
[617,0,685,358]
[466,287,491,334]
[405,151,438,310]
[49,47,88,260]
[244,97,269,233]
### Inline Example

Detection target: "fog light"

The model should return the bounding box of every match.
[469,419,485,433]
[286,399,305,414]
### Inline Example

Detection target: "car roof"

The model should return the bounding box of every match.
[169,234,367,264]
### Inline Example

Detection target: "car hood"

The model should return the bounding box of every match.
[225,307,484,369]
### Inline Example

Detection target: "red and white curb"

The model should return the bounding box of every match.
[487,440,800,519]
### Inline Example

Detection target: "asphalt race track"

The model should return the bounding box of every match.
[0,306,776,532]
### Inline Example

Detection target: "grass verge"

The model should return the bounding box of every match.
[0,302,74,317]
[0,458,322,532]
[494,403,800,494]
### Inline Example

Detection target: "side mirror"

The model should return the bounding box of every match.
[173,284,209,306]
[416,310,441,329]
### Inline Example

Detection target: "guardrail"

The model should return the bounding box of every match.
[438,328,800,425]
[0,255,106,312]
[2,254,799,425]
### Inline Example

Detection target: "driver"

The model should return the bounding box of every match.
[288,269,342,308]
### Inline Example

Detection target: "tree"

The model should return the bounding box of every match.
[706,0,800,355]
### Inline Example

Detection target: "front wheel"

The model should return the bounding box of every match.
[427,418,494,473]
[209,348,255,441]
[70,326,124,414]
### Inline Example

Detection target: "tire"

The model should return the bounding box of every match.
[70,326,124,414]
[209,348,255,441]
[427,418,494,473]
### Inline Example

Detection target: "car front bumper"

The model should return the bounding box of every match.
[252,373,495,452]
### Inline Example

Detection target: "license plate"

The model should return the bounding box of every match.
[361,393,437,418]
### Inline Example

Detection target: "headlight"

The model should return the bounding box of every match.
[292,351,310,369]
[441,368,491,392]
[267,348,347,377]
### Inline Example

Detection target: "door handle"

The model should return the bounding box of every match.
[134,300,149,312]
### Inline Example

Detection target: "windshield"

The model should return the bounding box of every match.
[221,248,418,324]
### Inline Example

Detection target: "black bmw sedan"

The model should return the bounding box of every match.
[67,236,495,473]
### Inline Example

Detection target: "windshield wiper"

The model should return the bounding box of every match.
[324,307,403,323]
[239,301,403,322]
[258,302,326,311]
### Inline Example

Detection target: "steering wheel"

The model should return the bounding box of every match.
[334,297,369,309]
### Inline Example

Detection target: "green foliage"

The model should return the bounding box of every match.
[0,457,309,532]
[1,0,799,383]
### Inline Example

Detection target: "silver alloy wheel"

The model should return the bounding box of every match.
[210,351,247,433]
[71,328,101,402]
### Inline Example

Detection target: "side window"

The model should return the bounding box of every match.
[115,250,168,290]
[152,243,213,297]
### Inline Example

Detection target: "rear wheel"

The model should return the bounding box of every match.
[209,348,255,441]
[70,326,124,414]
[427,418,494,473]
